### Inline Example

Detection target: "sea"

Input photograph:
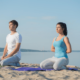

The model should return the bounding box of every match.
[0,51,80,67]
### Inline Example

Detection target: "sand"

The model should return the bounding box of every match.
[0,63,80,80]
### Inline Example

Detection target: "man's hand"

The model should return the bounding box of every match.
[1,43,21,61]
[1,56,5,60]
[1,56,9,60]
[2,43,21,59]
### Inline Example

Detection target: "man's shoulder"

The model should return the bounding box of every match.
[16,32,22,36]
[15,32,22,38]
[6,33,10,37]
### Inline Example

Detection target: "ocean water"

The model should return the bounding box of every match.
[0,52,80,67]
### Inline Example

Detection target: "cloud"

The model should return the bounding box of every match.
[27,16,56,20]
[25,21,38,25]
[27,16,37,19]
[41,16,56,20]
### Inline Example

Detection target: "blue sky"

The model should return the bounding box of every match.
[0,0,80,50]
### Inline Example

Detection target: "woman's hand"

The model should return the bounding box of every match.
[64,37,72,53]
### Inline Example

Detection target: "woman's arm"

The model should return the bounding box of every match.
[51,38,55,52]
[64,37,72,53]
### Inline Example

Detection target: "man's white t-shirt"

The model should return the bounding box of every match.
[6,32,22,60]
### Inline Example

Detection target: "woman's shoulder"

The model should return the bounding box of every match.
[64,36,69,42]
[64,36,69,39]
[53,37,56,42]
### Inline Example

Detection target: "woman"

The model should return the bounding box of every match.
[40,22,72,70]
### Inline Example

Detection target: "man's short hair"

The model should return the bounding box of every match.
[9,20,18,28]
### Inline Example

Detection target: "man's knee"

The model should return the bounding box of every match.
[0,60,6,66]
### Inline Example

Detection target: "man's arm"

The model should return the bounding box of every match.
[2,43,8,57]
[1,43,8,60]
[2,43,21,60]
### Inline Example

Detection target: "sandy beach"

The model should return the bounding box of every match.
[0,63,80,80]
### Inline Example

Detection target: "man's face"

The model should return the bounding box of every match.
[9,22,16,31]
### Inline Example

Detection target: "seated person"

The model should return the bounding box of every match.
[0,20,22,66]
[40,22,72,70]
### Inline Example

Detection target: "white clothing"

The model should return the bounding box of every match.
[40,56,69,70]
[6,32,22,60]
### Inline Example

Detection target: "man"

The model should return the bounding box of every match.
[0,20,22,66]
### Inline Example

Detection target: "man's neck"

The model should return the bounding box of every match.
[11,31,17,35]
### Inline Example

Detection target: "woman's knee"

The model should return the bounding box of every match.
[53,61,68,70]
[40,62,47,69]
[53,64,59,70]
[40,58,53,69]
[40,62,42,68]
[40,62,44,68]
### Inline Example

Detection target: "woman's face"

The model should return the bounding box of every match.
[56,24,64,34]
